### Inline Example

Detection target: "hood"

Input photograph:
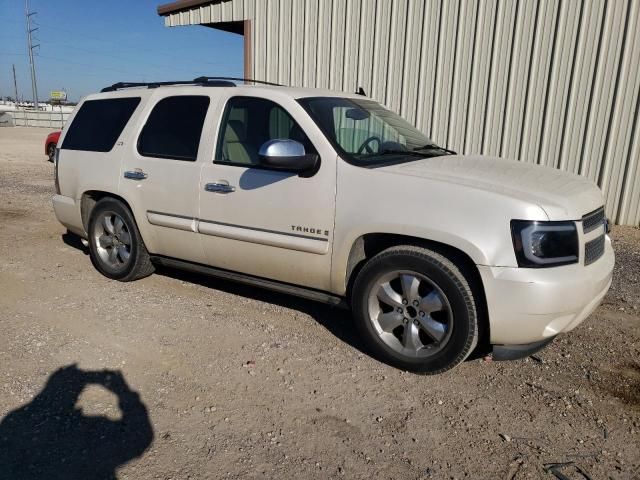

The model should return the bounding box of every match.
[379,155,604,220]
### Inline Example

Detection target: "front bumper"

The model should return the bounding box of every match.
[478,236,614,345]
[492,337,556,361]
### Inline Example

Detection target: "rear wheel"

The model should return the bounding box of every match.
[88,198,154,281]
[351,245,478,374]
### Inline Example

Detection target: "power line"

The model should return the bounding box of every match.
[13,64,19,102]
[25,0,39,108]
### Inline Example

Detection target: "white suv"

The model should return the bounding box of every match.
[52,78,614,374]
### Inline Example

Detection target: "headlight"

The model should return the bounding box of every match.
[511,220,579,267]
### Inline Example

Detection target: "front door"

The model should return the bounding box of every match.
[119,94,212,265]
[198,95,336,291]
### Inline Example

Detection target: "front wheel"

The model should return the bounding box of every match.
[87,198,154,282]
[351,246,478,374]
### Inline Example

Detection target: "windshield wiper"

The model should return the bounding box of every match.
[377,149,428,157]
[413,144,457,155]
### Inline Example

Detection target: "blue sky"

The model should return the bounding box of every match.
[0,0,244,102]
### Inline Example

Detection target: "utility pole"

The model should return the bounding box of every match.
[12,65,19,104]
[25,0,39,110]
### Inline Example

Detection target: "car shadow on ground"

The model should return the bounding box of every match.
[157,266,490,365]
[58,233,360,351]
[155,265,367,355]
[0,364,153,480]
[60,232,487,368]
[62,231,89,255]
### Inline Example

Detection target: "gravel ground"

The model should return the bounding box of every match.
[0,126,638,480]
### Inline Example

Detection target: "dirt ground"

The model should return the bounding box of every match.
[0,126,638,480]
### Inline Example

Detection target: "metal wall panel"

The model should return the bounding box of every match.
[278,0,292,85]
[316,0,333,89]
[399,0,424,124]
[342,0,361,92]
[266,0,279,83]
[447,0,477,150]
[464,0,498,155]
[303,0,319,87]
[356,0,375,94]
[415,0,442,136]
[290,0,305,86]
[164,0,640,225]
[385,0,407,113]
[330,0,347,91]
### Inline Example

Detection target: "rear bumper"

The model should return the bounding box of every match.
[52,194,85,237]
[479,236,614,345]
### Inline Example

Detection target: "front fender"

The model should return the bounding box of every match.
[329,225,489,295]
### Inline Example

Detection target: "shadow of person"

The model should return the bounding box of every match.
[0,365,154,480]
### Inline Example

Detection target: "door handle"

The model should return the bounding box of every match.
[124,169,148,180]
[205,182,235,193]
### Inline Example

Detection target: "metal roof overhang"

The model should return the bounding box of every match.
[157,0,213,16]
[157,0,244,34]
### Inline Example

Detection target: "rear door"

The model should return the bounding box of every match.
[119,93,213,265]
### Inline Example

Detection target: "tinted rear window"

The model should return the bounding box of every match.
[137,96,210,161]
[61,97,140,152]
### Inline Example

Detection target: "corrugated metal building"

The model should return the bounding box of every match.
[158,0,640,226]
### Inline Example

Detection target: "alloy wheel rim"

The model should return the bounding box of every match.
[367,270,453,358]
[93,211,132,270]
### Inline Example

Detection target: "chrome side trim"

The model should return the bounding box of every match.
[198,218,328,242]
[144,210,329,254]
[147,210,194,221]
[146,210,196,232]
[198,219,329,255]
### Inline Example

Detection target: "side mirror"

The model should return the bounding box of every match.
[258,139,318,174]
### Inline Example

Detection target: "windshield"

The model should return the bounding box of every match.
[297,97,452,166]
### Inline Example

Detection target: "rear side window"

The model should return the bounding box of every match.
[138,96,210,161]
[61,97,140,152]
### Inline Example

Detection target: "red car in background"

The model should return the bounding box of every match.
[45,131,61,162]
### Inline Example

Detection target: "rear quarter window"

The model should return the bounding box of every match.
[61,97,140,152]
[137,96,210,161]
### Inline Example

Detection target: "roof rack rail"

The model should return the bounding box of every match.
[192,76,283,87]
[101,76,282,93]
[100,79,236,93]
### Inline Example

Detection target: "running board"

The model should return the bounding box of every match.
[151,256,347,308]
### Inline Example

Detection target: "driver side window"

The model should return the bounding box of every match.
[216,97,315,166]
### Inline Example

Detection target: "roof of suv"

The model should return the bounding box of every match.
[90,81,365,103]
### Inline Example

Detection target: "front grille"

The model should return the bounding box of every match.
[584,234,605,266]
[582,207,605,233]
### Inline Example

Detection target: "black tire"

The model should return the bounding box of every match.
[351,245,478,374]
[47,144,55,162]
[87,198,154,282]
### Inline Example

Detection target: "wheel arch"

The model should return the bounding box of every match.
[80,190,136,233]
[344,232,491,354]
